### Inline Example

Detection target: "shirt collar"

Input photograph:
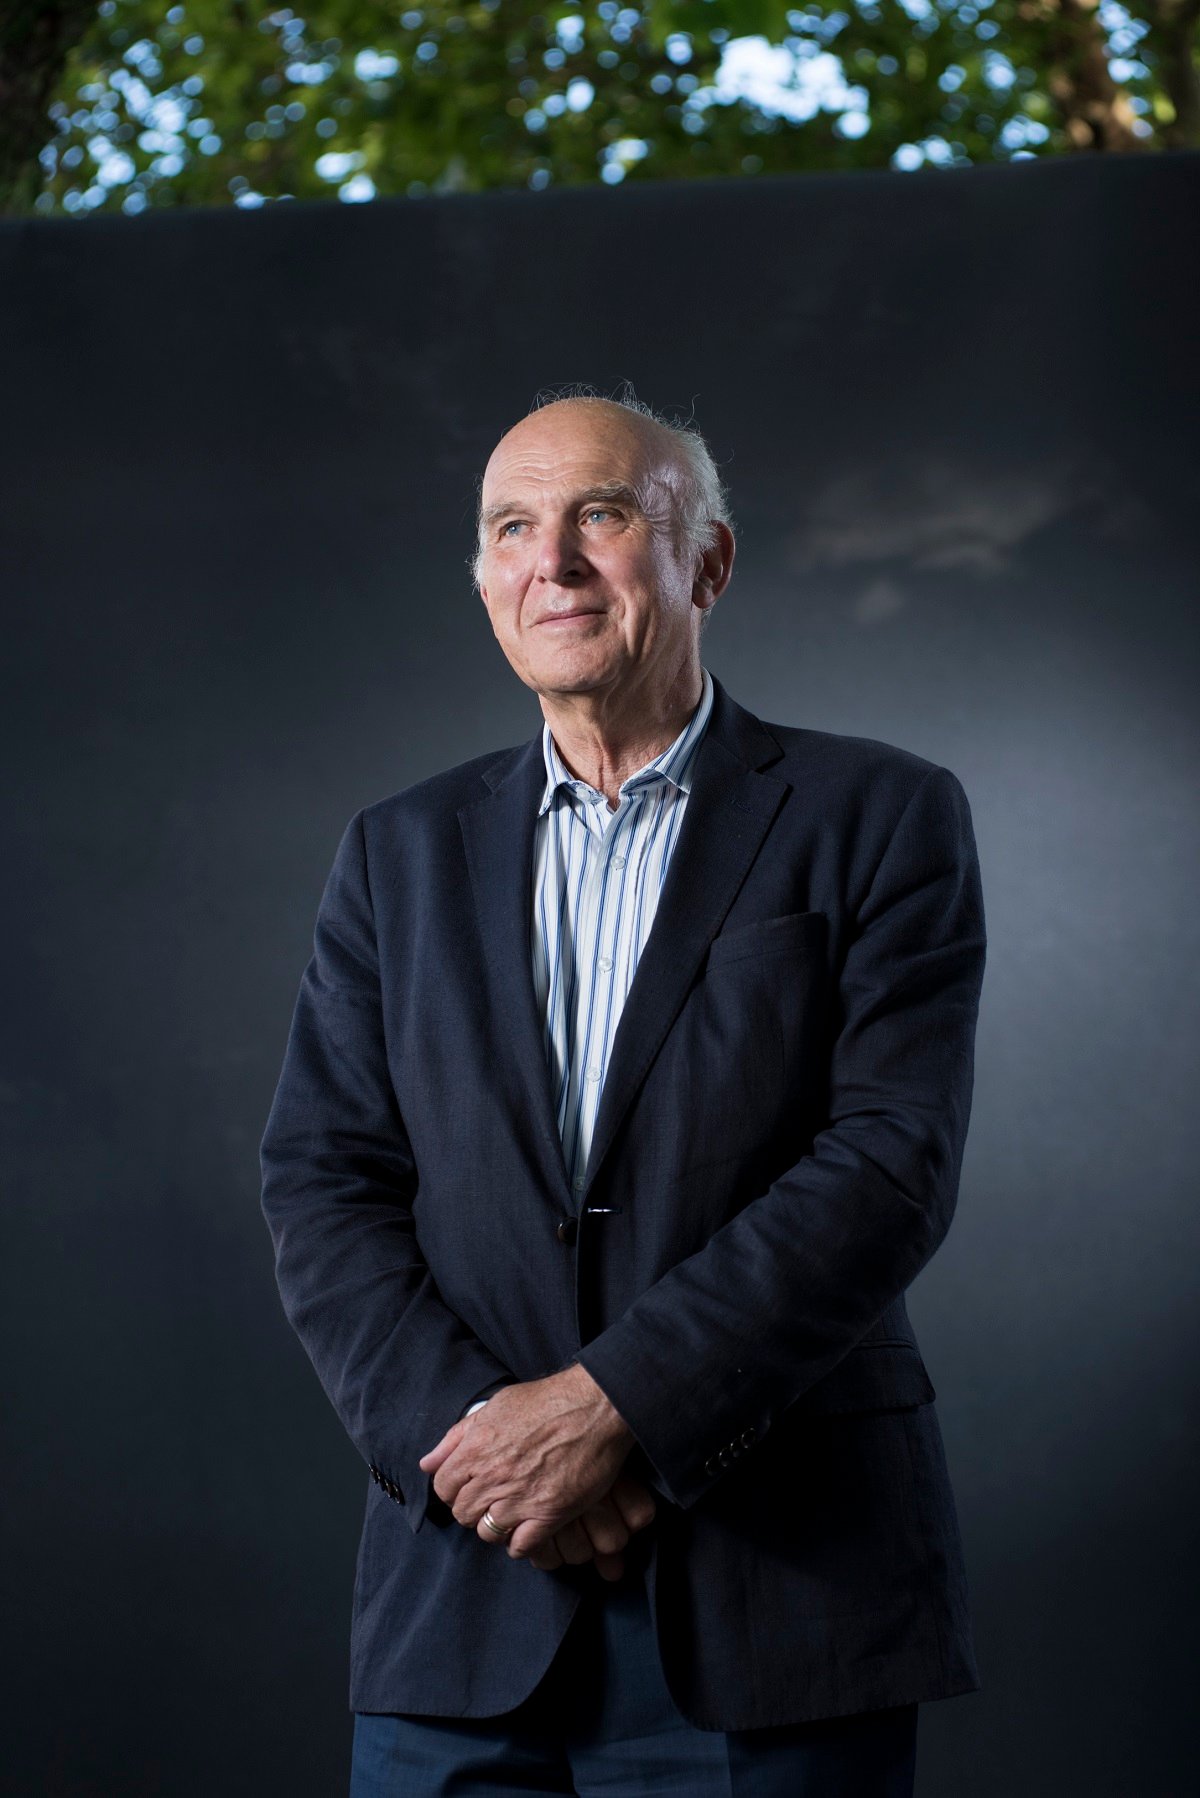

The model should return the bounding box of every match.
[537,664,714,817]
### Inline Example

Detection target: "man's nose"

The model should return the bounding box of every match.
[535,523,587,582]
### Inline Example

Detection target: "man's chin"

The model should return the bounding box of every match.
[526,647,620,694]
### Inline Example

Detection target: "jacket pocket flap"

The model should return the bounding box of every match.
[706,909,828,968]
[790,1343,936,1416]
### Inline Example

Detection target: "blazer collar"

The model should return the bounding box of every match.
[458,671,790,1210]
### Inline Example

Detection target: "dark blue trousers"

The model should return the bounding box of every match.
[349,1557,917,1797]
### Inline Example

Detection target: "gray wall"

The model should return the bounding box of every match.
[3,151,1197,1795]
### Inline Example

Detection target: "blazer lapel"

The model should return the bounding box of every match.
[458,673,791,1215]
[581,676,790,1200]
[459,732,573,1205]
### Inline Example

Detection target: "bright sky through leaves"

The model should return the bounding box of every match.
[8,0,1188,219]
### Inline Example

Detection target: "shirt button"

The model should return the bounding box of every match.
[586,1066,600,1081]
[573,1176,585,1190]
[599,957,612,972]
[612,855,626,868]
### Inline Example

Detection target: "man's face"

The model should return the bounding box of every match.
[475,402,705,705]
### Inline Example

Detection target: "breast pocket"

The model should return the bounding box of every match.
[665,912,829,1187]
[705,909,828,970]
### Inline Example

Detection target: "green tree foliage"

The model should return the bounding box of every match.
[2,0,1196,217]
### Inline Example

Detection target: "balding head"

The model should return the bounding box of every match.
[489,395,684,493]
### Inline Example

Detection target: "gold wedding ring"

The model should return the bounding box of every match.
[480,1506,512,1541]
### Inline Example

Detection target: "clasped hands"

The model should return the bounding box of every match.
[417,1363,656,1581]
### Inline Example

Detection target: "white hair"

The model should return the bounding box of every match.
[468,380,734,630]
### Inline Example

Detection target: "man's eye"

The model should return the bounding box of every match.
[585,508,614,523]
[499,521,524,537]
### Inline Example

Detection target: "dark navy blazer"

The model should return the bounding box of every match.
[260,671,987,1727]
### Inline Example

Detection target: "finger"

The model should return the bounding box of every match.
[524,1533,622,1579]
[418,1420,469,1474]
[526,1537,565,1571]
[475,1506,518,1547]
[548,1519,594,1566]
[577,1496,629,1557]
[607,1474,657,1533]
[452,1468,525,1529]
[505,1517,560,1558]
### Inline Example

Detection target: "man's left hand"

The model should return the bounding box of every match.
[417,1363,635,1558]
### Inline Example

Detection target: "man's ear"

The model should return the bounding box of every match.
[690,521,737,604]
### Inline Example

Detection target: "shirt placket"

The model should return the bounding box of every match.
[566,779,652,1195]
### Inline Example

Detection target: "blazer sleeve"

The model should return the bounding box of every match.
[259,808,516,1534]
[573,763,987,1511]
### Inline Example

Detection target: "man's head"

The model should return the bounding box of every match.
[471,387,735,710]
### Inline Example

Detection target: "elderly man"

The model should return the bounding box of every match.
[260,389,986,1796]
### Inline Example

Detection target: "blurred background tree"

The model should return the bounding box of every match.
[1,0,1195,217]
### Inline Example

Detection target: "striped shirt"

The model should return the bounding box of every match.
[460,664,714,1420]
[530,663,715,1196]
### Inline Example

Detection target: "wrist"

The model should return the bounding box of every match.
[560,1360,634,1445]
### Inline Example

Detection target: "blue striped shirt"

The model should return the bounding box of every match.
[460,663,714,1421]
[531,663,715,1195]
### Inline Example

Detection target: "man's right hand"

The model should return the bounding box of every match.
[524,1472,657,1580]
[457,1390,655,1579]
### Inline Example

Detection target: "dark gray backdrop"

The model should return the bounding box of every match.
[3,151,1197,1796]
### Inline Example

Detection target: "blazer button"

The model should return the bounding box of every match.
[556,1216,578,1244]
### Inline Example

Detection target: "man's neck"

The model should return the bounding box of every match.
[542,669,703,810]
